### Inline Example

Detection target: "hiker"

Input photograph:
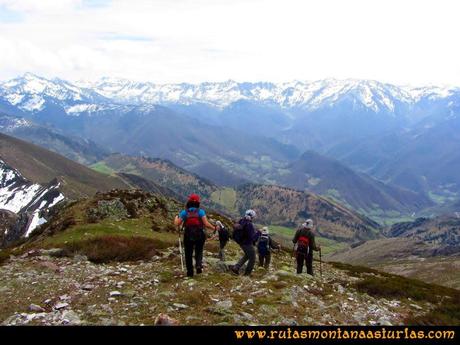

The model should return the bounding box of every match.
[292,219,321,275]
[174,194,217,277]
[230,209,258,276]
[257,226,280,269]
[213,220,230,261]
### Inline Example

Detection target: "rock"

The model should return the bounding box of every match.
[217,261,231,273]
[173,303,189,310]
[28,304,45,312]
[61,310,81,325]
[109,291,122,297]
[38,261,61,273]
[205,307,228,316]
[275,270,298,279]
[154,313,179,326]
[59,294,71,301]
[54,303,69,310]
[378,318,393,326]
[73,254,88,263]
[216,300,232,309]
[260,305,278,315]
[239,312,254,321]
[278,318,298,326]
[410,303,423,310]
[82,284,95,291]
[337,285,345,294]
[40,248,65,257]
[100,317,116,326]
[247,298,254,305]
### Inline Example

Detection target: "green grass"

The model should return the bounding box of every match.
[360,207,415,226]
[269,225,347,255]
[90,161,116,175]
[38,218,177,248]
[211,188,237,213]
[61,235,168,263]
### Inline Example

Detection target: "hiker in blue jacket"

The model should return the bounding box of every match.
[174,193,217,277]
[230,209,258,276]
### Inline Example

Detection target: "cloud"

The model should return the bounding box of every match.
[0,0,459,85]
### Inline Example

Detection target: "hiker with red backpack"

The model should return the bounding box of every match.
[174,194,217,278]
[292,219,321,275]
[229,209,258,276]
[257,227,280,269]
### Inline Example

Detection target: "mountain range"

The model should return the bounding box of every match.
[1,73,459,220]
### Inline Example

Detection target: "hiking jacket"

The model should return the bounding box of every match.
[239,218,258,246]
[292,227,319,252]
[257,235,280,252]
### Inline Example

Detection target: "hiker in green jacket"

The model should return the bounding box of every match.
[292,219,320,275]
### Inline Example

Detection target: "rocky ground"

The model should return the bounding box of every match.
[0,243,430,326]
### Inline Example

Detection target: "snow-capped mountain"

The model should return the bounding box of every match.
[0,73,109,115]
[0,159,64,244]
[1,73,458,117]
[76,76,460,113]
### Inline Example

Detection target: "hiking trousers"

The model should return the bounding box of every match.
[183,234,205,277]
[258,252,271,269]
[235,244,256,275]
[218,239,228,261]
[296,251,313,275]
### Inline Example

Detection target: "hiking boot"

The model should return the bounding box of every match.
[196,268,202,274]
[229,265,240,275]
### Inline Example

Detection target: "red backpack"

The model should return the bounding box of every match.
[184,209,204,241]
[297,235,310,255]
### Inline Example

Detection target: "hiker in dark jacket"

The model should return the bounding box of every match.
[292,219,320,275]
[213,220,229,261]
[230,209,258,276]
[174,194,217,277]
[257,227,280,269]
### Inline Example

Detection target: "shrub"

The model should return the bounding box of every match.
[61,235,168,263]
[0,249,11,265]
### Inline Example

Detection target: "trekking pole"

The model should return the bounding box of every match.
[177,226,185,272]
[319,248,323,277]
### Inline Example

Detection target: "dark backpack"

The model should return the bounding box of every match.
[232,219,247,244]
[218,226,230,242]
[257,234,270,256]
[296,235,310,255]
[183,209,204,241]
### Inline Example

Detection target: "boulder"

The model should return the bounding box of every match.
[154,313,179,326]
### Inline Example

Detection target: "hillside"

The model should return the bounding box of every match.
[274,151,433,222]
[93,155,381,243]
[1,189,458,326]
[0,112,108,165]
[328,215,460,288]
[189,161,249,187]
[0,159,65,247]
[0,133,129,199]
[94,154,219,203]
[232,184,380,242]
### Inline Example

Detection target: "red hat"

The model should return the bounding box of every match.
[188,193,200,203]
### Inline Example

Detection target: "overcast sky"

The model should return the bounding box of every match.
[0,0,459,85]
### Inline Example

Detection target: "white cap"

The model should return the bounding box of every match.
[262,226,269,234]
[245,209,256,219]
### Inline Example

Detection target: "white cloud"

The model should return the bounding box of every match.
[0,0,459,86]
